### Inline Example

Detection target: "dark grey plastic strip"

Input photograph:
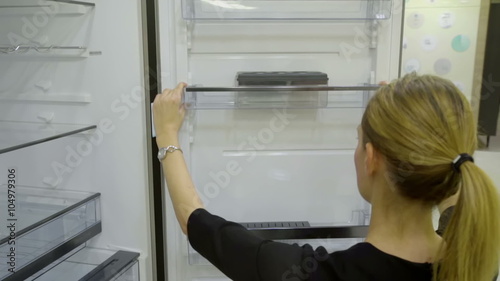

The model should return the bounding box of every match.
[79,251,140,281]
[248,225,369,240]
[0,125,97,155]
[186,85,380,92]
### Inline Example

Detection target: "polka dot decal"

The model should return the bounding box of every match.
[451,35,471,52]
[407,13,425,29]
[434,58,452,75]
[405,59,421,73]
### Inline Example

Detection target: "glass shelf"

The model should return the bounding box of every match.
[0,0,95,9]
[184,85,378,109]
[0,121,96,155]
[0,186,101,281]
[26,248,139,281]
[0,45,89,58]
[182,0,392,20]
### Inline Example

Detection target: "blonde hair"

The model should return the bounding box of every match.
[361,73,500,281]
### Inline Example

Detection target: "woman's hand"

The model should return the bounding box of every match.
[153,83,187,146]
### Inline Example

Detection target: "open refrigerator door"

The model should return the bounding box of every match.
[158,0,404,280]
[0,0,153,280]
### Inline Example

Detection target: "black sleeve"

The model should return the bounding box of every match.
[436,206,455,236]
[187,208,334,281]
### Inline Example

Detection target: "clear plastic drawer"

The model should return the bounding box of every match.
[0,185,101,280]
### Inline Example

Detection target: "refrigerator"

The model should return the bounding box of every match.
[0,0,498,281]
[158,0,403,280]
[0,0,154,280]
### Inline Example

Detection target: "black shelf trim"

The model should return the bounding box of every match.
[186,85,380,93]
[80,251,140,281]
[0,124,97,155]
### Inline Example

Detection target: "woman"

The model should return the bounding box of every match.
[153,74,500,281]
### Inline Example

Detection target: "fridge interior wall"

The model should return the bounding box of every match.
[160,0,403,280]
[0,1,152,280]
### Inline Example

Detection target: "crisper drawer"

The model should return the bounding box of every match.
[26,247,140,281]
[0,186,101,281]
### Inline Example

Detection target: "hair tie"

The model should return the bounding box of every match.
[452,153,474,173]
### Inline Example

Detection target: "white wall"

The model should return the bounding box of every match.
[402,0,481,101]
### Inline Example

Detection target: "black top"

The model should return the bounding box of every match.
[187,208,454,281]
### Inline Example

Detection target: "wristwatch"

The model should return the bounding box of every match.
[157,145,183,161]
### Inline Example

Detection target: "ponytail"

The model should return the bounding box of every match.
[435,162,500,281]
[362,74,500,281]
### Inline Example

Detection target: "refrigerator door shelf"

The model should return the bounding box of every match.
[184,86,377,109]
[182,0,392,21]
[0,121,96,155]
[27,247,140,281]
[0,186,101,281]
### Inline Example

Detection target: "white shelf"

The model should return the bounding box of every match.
[182,0,392,21]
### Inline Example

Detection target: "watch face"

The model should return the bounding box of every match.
[158,149,166,160]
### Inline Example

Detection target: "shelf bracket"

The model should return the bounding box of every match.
[368,20,378,49]
[186,20,194,50]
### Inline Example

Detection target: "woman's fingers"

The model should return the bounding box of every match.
[156,82,186,104]
[172,82,187,101]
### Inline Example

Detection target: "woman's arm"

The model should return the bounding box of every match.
[153,83,204,234]
[152,86,323,281]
